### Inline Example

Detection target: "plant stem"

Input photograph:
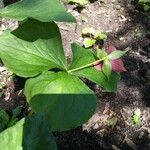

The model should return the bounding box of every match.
[68,56,107,73]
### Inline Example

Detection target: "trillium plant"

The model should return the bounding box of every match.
[94,45,126,78]
[0,0,126,149]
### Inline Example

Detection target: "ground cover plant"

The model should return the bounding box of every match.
[138,0,150,11]
[0,0,127,149]
[82,27,107,48]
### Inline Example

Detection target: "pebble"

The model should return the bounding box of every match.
[93,123,99,129]
[139,131,144,139]
[116,5,121,10]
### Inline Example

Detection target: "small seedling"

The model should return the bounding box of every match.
[106,116,118,129]
[138,0,150,11]
[82,27,107,48]
[132,109,141,125]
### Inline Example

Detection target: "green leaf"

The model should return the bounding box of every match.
[68,0,89,6]
[0,113,57,149]
[24,71,97,131]
[0,20,67,77]
[139,0,150,11]
[0,0,75,22]
[94,32,107,40]
[132,109,141,125]
[83,38,96,48]
[69,43,96,69]
[69,44,120,92]
[96,48,108,59]
[7,118,18,128]
[12,106,22,119]
[108,50,126,60]
[107,116,118,129]
[0,82,4,89]
[102,59,112,78]
[72,67,120,92]
[144,4,150,11]
[0,109,9,132]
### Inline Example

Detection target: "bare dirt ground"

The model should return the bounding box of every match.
[0,0,150,149]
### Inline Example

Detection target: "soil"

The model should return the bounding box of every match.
[0,0,150,150]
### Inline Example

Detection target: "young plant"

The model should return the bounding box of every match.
[0,0,126,149]
[106,116,118,129]
[138,0,150,11]
[132,109,141,125]
[82,27,107,48]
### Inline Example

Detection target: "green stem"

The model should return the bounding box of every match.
[68,56,107,73]
[29,110,34,116]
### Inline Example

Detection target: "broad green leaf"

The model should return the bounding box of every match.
[71,67,120,92]
[69,44,120,92]
[69,43,96,69]
[0,0,75,22]
[0,20,67,77]
[0,113,57,149]
[108,50,126,60]
[24,71,97,131]
[68,0,89,6]
[0,109,9,132]
[83,38,96,48]
[139,0,150,11]
[102,59,112,78]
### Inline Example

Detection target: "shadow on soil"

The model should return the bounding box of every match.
[109,0,150,107]
[55,126,150,150]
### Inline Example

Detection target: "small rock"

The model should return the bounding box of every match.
[116,126,121,130]
[139,131,144,139]
[116,5,121,10]
[93,123,99,129]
